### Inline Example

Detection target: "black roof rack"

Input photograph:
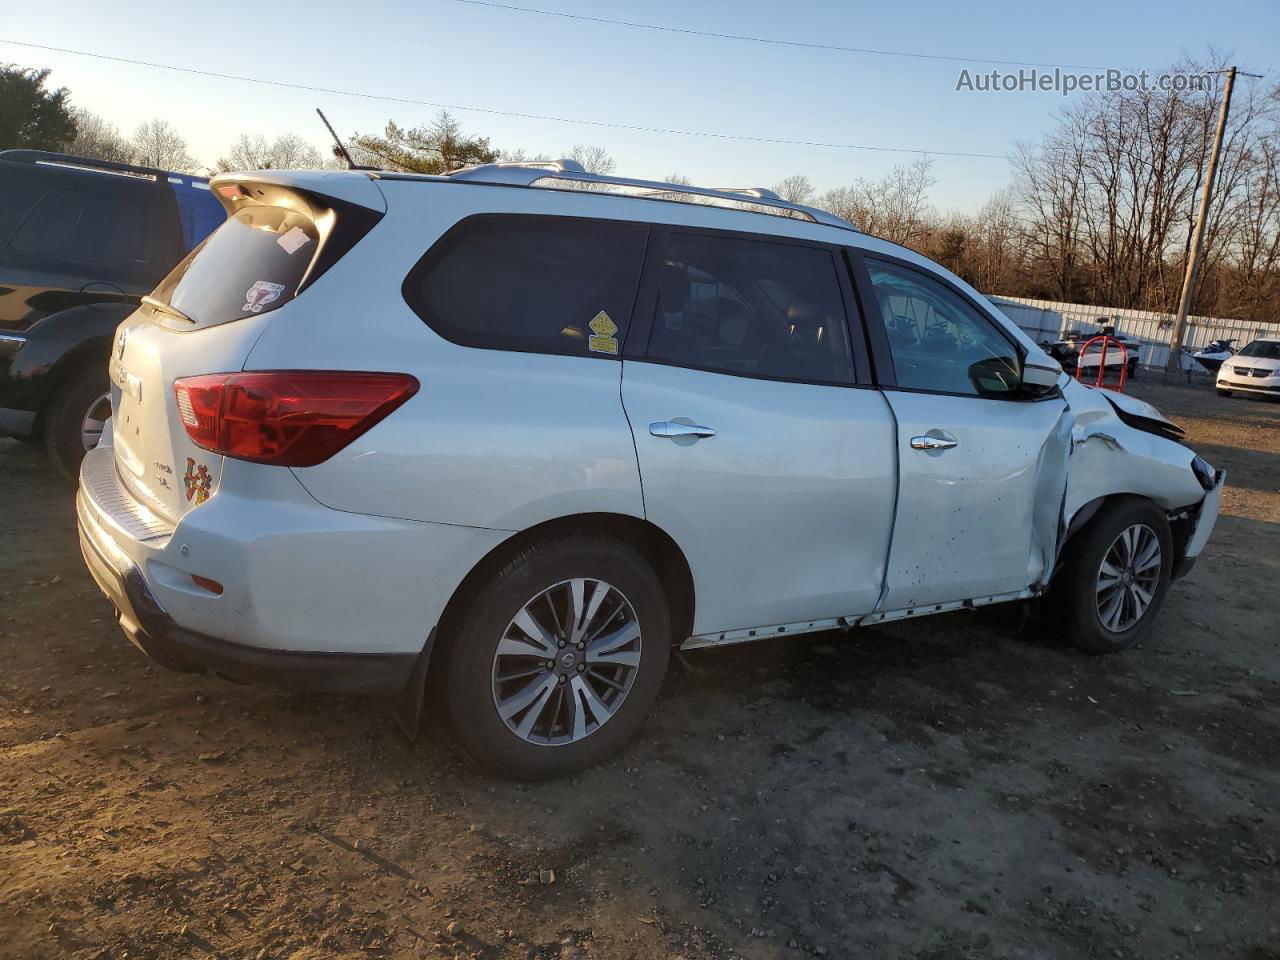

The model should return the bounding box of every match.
[0,149,204,182]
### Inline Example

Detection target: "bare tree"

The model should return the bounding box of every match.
[773,174,814,205]
[1008,56,1280,318]
[216,133,324,172]
[818,158,937,246]
[267,132,323,169]
[568,144,615,176]
[131,118,195,172]
[66,107,133,164]
[969,188,1022,293]
[499,148,552,163]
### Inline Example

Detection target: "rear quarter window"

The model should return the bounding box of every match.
[404,214,648,358]
[4,182,174,280]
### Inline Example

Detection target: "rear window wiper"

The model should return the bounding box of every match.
[141,295,194,324]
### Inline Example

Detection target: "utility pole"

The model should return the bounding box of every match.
[1165,67,1238,375]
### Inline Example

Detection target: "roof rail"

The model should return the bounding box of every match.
[444,160,858,231]
[0,149,205,183]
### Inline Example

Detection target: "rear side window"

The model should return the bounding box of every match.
[405,215,648,357]
[148,202,319,328]
[7,186,153,271]
[646,232,856,385]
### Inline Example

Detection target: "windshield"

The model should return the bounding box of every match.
[146,202,319,328]
[1238,339,1280,360]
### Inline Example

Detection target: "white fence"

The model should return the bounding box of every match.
[987,294,1280,370]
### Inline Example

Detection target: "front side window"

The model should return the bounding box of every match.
[646,232,855,384]
[867,259,1021,397]
[407,215,648,357]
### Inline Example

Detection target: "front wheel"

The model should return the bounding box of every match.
[441,534,670,780]
[1050,498,1173,654]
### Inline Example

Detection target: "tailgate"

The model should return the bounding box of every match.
[108,173,385,520]
[110,313,274,521]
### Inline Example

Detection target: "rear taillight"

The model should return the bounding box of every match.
[174,371,418,467]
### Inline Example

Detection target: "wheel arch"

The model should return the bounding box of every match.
[1057,492,1190,579]
[437,512,696,650]
[27,335,113,439]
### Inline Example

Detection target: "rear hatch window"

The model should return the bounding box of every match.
[147,200,320,328]
[141,179,383,330]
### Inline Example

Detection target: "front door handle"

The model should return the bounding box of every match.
[910,434,958,451]
[650,420,716,440]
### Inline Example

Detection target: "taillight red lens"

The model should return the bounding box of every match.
[173,372,418,467]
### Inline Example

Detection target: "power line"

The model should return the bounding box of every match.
[453,0,1118,71]
[0,37,1008,160]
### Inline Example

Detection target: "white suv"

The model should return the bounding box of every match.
[1216,336,1280,399]
[78,161,1224,779]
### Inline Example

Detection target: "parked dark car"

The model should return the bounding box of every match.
[0,150,225,476]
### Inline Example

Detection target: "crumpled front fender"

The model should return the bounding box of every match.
[1060,380,1205,528]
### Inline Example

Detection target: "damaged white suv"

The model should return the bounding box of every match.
[78,161,1224,779]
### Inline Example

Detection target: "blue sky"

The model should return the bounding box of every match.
[3,0,1276,213]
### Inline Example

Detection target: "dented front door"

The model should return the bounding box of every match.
[878,390,1071,610]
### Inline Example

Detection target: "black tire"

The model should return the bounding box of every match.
[1050,498,1173,654]
[1127,359,1138,380]
[441,534,671,780]
[43,368,111,480]
[1217,389,1232,397]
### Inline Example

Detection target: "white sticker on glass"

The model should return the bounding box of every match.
[277,226,311,255]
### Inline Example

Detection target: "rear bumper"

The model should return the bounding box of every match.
[77,483,419,695]
[75,439,509,700]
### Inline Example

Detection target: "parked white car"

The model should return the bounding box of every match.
[77,161,1224,779]
[1216,336,1280,398]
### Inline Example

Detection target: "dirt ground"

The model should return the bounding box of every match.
[2,379,1278,960]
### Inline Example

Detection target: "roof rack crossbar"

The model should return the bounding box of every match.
[445,160,858,231]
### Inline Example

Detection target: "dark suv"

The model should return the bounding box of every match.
[0,150,225,476]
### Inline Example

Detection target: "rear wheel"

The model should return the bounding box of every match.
[1050,498,1173,654]
[441,534,670,779]
[44,369,110,480]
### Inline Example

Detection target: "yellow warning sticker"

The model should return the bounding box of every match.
[587,310,618,354]
[589,334,619,354]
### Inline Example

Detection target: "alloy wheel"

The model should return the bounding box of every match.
[1095,523,1162,632]
[491,578,642,746]
[80,392,112,451]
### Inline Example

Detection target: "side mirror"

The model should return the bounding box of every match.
[1021,354,1064,394]
[967,357,1022,396]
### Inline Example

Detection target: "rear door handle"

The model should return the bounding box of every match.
[910,434,958,451]
[650,420,716,440]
